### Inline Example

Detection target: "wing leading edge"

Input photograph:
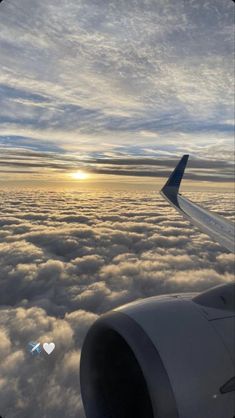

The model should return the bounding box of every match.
[160,155,235,253]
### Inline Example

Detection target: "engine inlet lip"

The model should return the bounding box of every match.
[80,310,179,418]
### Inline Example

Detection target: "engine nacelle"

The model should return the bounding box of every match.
[80,283,235,418]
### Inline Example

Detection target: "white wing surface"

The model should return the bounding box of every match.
[160,155,235,253]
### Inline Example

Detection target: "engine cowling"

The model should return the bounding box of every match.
[80,283,235,418]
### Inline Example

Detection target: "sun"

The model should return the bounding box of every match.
[70,171,89,180]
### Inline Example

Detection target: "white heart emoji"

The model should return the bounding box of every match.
[43,342,55,355]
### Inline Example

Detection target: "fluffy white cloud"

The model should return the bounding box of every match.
[0,189,233,417]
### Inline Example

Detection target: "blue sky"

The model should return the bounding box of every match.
[0,0,234,181]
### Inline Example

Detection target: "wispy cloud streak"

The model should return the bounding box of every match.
[0,0,234,179]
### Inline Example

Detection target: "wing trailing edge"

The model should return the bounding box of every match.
[160,155,235,253]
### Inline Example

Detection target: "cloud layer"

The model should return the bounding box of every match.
[0,188,234,417]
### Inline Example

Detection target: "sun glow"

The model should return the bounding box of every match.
[70,171,89,180]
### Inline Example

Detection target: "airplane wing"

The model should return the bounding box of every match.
[160,155,235,253]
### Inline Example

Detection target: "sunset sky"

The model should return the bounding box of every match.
[0,0,234,186]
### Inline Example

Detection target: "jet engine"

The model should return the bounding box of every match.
[80,283,235,418]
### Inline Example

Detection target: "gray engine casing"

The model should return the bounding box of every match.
[80,283,235,418]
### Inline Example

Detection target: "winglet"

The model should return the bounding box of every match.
[161,154,189,196]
